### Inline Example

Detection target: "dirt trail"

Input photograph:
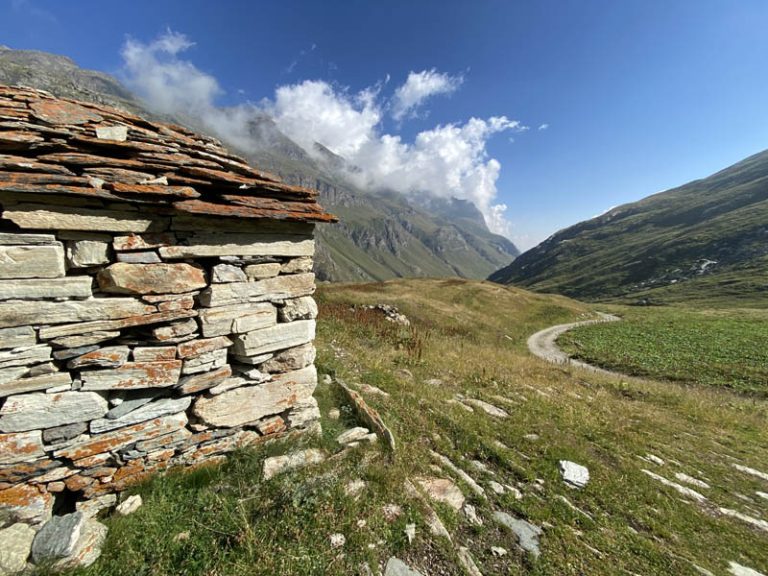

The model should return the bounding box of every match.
[527,312,622,376]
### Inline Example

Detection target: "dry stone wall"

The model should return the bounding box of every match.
[0,220,321,526]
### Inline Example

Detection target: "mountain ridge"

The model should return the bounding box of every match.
[490,149,768,306]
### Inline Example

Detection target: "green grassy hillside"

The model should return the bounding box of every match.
[70,280,768,576]
[490,149,768,306]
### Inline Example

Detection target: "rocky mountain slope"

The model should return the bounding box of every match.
[490,149,768,305]
[0,46,519,282]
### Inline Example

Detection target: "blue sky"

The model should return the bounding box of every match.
[2,0,768,250]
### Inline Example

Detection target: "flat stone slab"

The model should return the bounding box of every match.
[231,320,315,358]
[0,277,92,301]
[80,360,182,391]
[559,460,590,489]
[0,391,108,433]
[98,263,207,295]
[193,365,316,428]
[0,522,36,574]
[198,302,276,337]
[90,396,191,433]
[0,243,65,279]
[493,511,543,557]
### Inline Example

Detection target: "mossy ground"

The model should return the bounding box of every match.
[62,279,767,576]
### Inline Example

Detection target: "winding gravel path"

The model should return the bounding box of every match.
[527,312,622,376]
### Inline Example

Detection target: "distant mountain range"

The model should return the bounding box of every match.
[490,150,768,306]
[0,46,519,282]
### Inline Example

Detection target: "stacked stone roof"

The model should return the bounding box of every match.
[0,85,335,224]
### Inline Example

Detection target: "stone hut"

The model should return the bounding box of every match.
[0,86,335,529]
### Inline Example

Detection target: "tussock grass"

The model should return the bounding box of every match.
[67,279,767,576]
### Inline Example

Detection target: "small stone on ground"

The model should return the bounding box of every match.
[329,533,345,548]
[494,511,543,557]
[491,546,508,557]
[559,460,590,488]
[336,427,371,445]
[263,448,325,480]
[116,494,143,516]
[416,476,466,510]
[463,503,483,526]
[385,557,424,576]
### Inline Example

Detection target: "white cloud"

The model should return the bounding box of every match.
[120,31,521,239]
[391,69,463,121]
[538,123,549,131]
[120,30,258,152]
[268,80,521,235]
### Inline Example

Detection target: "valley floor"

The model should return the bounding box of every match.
[71,279,768,576]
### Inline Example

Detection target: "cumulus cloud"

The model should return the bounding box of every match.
[538,123,549,131]
[120,31,521,238]
[391,69,463,121]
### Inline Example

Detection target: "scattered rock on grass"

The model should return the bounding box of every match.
[358,383,390,397]
[641,470,706,503]
[263,448,326,480]
[728,562,766,576]
[559,460,590,489]
[488,481,505,495]
[463,503,483,526]
[523,433,540,442]
[674,473,710,490]
[405,523,416,543]
[491,546,507,557]
[0,523,36,575]
[116,494,142,516]
[385,557,423,576]
[329,533,346,548]
[416,477,465,511]
[462,398,509,418]
[424,378,444,387]
[493,511,543,558]
[457,547,483,576]
[732,464,768,482]
[382,504,403,522]
[337,427,371,445]
[321,374,333,385]
[328,408,340,420]
[344,479,367,499]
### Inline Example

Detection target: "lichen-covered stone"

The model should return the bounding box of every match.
[80,361,182,391]
[0,430,45,465]
[98,263,207,295]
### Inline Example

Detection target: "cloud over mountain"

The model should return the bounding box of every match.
[120,30,521,238]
